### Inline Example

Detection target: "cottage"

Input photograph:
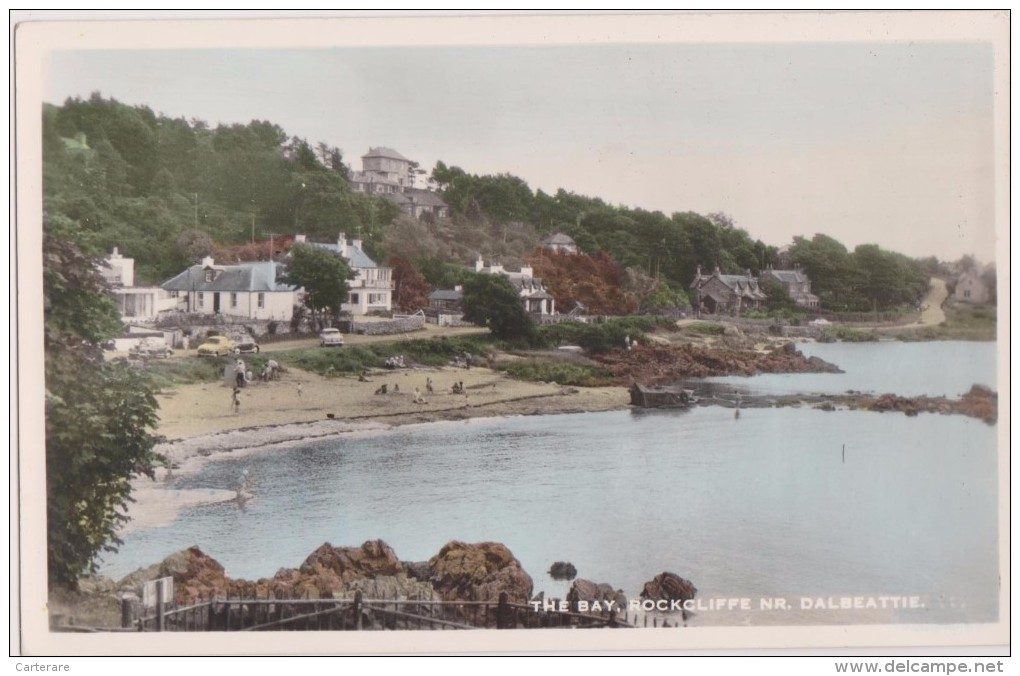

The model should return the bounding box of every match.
[540,232,579,255]
[758,265,820,309]
[474,257,555,315]
[161,257,297,321]
[954,270,992,304]
[298,233,393,315]
[690,266,767,317]
[428,288,464,313]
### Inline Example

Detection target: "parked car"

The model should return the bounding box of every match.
[233,341,260,354]
[129,340,174,359]
[197,335,235,357]
[319,328,345,347]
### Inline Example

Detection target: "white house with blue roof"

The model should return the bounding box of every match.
[161,256,298,321]
[295,233,393,315]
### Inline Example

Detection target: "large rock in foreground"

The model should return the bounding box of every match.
[640,571,697,604]
[428,541,533,603]
[118,546,230,604]
[567,579,627,611]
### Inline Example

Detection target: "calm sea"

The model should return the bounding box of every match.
[101,342,1000,625]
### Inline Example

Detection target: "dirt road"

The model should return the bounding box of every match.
[918,277,948,325]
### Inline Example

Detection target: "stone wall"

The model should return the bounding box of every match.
[352,316,426,335]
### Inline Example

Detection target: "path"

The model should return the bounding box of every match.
[918,277,948,325]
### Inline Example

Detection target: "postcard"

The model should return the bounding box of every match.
[12,10,1009,657]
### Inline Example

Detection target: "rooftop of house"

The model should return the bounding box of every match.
[405,189,448,207]
[161,259,294,293]
[362,146,410,162]
[764,268,808,284]
[428,289,463,301]
[541,232,576,245]
[298,233,380,270]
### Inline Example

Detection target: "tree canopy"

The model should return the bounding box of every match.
[44,213,163,586]
[283,243,354,328]
[461,273,535,342]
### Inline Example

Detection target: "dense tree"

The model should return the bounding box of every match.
[388,256,430,313]
[283,243,353,329]
[461,273,535,342]
[44,213,163,585]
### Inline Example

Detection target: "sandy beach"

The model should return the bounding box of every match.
[126,365,630,533]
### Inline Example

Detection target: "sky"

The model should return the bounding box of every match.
[38,14,1002,263]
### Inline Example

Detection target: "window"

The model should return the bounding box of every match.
[230,292,238,308]
[369,293,386,305]
[257,293,265,309]
[205,270,213,282]
[197,292,204,308]
[349,293,360,305]
[964,290,971,298]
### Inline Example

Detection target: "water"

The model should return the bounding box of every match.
[102,341,1000,626]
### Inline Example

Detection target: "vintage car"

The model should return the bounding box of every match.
[233,341,260,354]
[129,340,174,359]
[196,335,235,357]
[319,328,345,347]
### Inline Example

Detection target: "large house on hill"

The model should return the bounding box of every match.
[690,266,767,317]
[349,146,449,220]
[296,233,393,315]
[161,257,297,321]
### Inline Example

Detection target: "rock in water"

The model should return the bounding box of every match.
[548,561,578,580]
[567,579,627,611]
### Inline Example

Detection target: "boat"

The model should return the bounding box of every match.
[629,383,697,409]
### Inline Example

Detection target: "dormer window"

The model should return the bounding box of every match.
[205,270,214,282]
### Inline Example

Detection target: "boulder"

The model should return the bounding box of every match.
[299,539,403,584]
[548,561,578,580]
[640,572,697,604]
[118,546,231,604]
[567,579,627,611]
[428,541,533,603]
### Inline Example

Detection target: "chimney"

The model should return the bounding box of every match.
[352,238,363,251]
[746,268,752,278]
[201,256,215,268]
[110,246,121,258]
[713,265,721,277]
[295,234,306,243]
[695,264,702,277]
[337,232,347,257]
[520,265,533,278]
[475,256,484,272]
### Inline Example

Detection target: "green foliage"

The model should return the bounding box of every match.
[44,213,163,586]
[461,273,536,342]
[683,321,726,336]
[283,244,353,328]
[534,317,658,353]
[500,361,616,387]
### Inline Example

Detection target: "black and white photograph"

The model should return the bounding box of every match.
[12,10,1009,658]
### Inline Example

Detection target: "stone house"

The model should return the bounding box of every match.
[690,266,767,316]
[540,232,579,255]
[758,265,820,309]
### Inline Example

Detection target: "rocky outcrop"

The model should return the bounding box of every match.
[640,572,697,604]
[567,579,626,611]
[118,546,232,604]
[427,541,533,603]
[838,384,998,424]
[593,342,842,384]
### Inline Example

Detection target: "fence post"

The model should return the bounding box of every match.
[353,591,363,630]
[120,593,139,629]
[496,591,510,629]
[155,579,165,632]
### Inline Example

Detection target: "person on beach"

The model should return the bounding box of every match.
[231,387,241,414]
[426,377,434,394]
[297,382,303,397]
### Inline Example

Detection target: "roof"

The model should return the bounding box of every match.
[306,240,379,270]
[765,269,807,284]
[161,261,295,293]
[362,147,410,162]
[541,232,576,246]
[691,272,767,299]
[406,189,448,207]
[428,289,463,301]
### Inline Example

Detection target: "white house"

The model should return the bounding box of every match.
[101,248,177,323]
[161,257,297,321]
[297,233,393,315]
[954,270,992,304]
[474,256,555,315]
